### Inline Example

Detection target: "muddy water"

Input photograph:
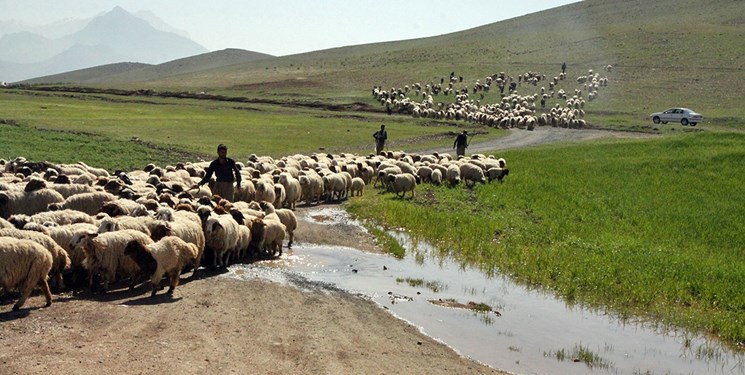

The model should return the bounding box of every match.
[225,208,745,375]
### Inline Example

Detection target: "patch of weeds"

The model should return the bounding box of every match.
[544,343,613,370]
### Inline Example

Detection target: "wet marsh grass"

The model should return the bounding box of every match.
[347,131,745,349]
[544,343,612,370]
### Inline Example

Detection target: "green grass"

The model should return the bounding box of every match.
[1,89,497,166]
[347,131,745,348]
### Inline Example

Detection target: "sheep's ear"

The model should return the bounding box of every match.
[86,231,99,238]
[211,221,222,232]
[0,192,8,204]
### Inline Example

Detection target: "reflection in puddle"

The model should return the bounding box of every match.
[224,208,745,375]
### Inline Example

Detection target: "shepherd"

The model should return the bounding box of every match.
[453,130,469,158]
[373,124,388,155]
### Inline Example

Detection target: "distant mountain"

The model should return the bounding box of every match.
[0,6,209,82]
[134,10,191,39]
[21,48,274,84]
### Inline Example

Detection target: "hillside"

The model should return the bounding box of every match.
[21,49,273,84]
[12,0,745,126]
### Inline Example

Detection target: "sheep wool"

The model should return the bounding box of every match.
[0,237,53,311]
[123,236,198,297]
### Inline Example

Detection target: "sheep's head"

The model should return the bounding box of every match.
[99,201,126,217]
[150,223,173,241]
[229,209,245,225]
[123,240,157,276]
[8,214,29,229]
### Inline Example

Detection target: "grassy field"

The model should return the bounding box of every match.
[0,89,508,170]
[347,131,745,348]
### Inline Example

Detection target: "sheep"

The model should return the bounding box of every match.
[45,222,99,286]
[446,164,462,187]
[350,177,365,197]
[0,188,65,219]
[123,237,198,297]
[387,173,419,199]
[322,173,347,202]
[48,191,117,215]
[0,228,71,291]
[8,209,97,229]
[431,169,443,186]
[298,173,324,206]
[273,183,286,209]
[278,173,302,210]
[0,237,53,311]
[47,183,98,199]
[249,218,286,257]
[203,214,240,268]
[98,199,148,217]
[73,229,153,292]
[150,219,206,272]
[459,163,487,187]
[97,215,153,237]
[259,201,297,248]
[486,167,510,183]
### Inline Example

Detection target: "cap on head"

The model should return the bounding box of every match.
[463,130,468,134]
[217,144,228,151]
[381,124,385,128]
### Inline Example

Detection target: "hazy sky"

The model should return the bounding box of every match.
[0,0,580,56]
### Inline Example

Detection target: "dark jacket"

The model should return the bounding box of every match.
[454,133,468,148]
[199,157,241,186]
[373,129,387,143]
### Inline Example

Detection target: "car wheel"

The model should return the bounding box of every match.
[662,121,668,124]
[690,122,697,126]
[681,118,689,126]
[652,116,661,124]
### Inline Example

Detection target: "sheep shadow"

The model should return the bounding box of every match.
[0,308,32,321]
[122,293,183,306]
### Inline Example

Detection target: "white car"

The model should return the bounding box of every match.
[649,108,703,126]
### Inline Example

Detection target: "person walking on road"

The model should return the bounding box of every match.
[373,124,388,155]
[453,130,468,158]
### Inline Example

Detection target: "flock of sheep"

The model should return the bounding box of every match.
[373,65,612,130]
[0,147,508,311]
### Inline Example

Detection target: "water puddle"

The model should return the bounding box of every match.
[224,208,745,375]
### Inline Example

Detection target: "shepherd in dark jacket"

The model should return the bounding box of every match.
[194,144,241,201]
[453,130,468,158]
[373,124,388,155]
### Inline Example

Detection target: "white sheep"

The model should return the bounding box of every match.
[387,173,418,199]
[259,201,297,248]
[298,174,324,206]
[0,237,53,311]
[48,191,117,215]
[150,218,206,272]
[0,228,71,291]
[446,164,461,186]
[350,177,365,197]
[0,188,65,219]
[203,214,240,268]
[322,173,347,202]
[273,182,286,209]
[123,236,198,297]
[73,229,154,292]
[431,169,443,186]
[278,173,302,210]
[47,183,99,199]
[459,163,487,187]
[249,217,286,257]
[8,209,97,228]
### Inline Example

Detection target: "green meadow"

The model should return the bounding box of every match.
[347,132,745,347]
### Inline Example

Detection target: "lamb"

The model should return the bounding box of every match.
[46,222,99,285]
[387,173,419,199]
[249,217,286,257]
[97,215,153,236]
[259,201,297,248]
[123,237,198,297]
[254,179,276,204]
[0,188,65,219]
[150,218,206,272]
[203,214,240,268]
[459,163,487,187]
[350,177,365,197]
[0,237,53,311]
[48,191,117,215]
[486,167,510,183]
[273,183,286,209]
[73,229,153,292]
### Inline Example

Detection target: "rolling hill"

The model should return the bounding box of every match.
[12,0,745,125]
